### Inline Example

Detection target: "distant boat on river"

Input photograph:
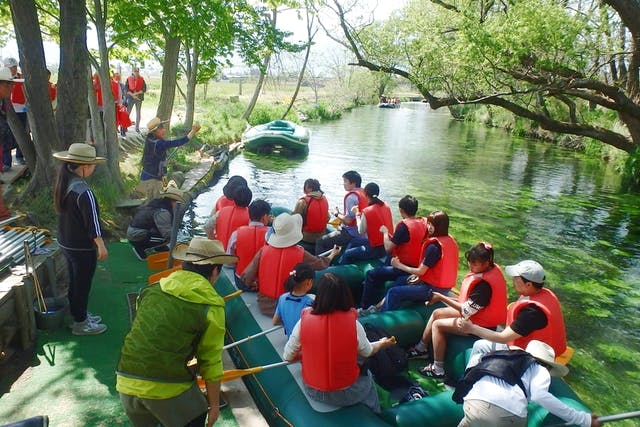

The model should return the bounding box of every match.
[378,95,401,109]
[242,120,310,156]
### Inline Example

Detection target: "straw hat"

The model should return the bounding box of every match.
[147,117,168,133]
[268,213,303,248]
[172,237,238,265]
[52,143,106,164]
[525,340,569,377]
[159,186,185,203]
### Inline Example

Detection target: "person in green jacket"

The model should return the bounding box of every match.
[116,237,237,427]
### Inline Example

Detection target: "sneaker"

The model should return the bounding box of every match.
[219,396,228,410]
[407,346,431,360]
[357,305,379,317]
[72,319,107,335]
[87,312,102,323]
[132,246,147,261]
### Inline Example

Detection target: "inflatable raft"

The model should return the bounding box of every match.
[242,120,310,156]
[216,261,591,427]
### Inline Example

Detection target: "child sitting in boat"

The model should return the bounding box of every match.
[273,263,315,335]
[407,242,508,380]
[283,273,395,413]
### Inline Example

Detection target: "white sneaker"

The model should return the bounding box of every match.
[87,312,102,323]
[72,319,107,335]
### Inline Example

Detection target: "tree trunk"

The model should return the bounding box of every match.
[242,9,277,121]
[57,0,88,152]
[156,36,181,127]
[8,0,58,194]
[91,0,123,191]
[282,9,316,120]
[184,41,200,129]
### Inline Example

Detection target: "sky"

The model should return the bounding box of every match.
[0,1,404,75]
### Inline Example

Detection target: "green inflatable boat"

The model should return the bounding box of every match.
[216,262,590,427]
[242,120,310,156]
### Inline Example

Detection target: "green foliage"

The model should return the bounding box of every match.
[623,146,640,186]
[301,101,342,121]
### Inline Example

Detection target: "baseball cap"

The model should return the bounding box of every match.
[505,260,545,284]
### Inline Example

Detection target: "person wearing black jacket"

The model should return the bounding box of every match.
[127,186,185,260]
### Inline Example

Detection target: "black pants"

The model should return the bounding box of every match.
[61,247,97,323]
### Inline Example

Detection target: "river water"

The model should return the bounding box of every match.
[190,103,639,419]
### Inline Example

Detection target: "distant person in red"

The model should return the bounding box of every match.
[125,67,147,133]
[0,67,21,219]
[47,69,57,111]
[2,57,25,169]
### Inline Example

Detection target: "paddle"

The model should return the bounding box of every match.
[223,326,283,350]
[166,201,182,269]
[220,360,293,382]
[147,265,182,284]
[549,410,640,426]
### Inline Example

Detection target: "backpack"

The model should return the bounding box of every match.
[362,323,409,388]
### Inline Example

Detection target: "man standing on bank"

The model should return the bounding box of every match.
[125,67,146,132]
[139,117,201,199]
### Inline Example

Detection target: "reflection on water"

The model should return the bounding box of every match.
[191,103,640,419]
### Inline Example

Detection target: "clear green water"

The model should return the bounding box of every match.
[191,103,640,423]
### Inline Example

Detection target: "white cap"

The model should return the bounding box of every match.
[3,57,18,68]
[505,260,545,284]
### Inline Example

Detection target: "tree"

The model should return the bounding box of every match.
[328,0,640,154]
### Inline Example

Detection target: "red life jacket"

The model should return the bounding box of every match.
[507,288,567,357]
[418,235,459,288]
[127,75,145,92]
[48,82,57,102]
[302,195,329,233]
[10,73,26,106]
[235,224,268,276]
[392,217,427,267]
[110,79,120,101]
[459,264,508,328]
[300,308,359,391]
[215,205,250,250]
[258,245,305,299]
[362,202,393,247]
[342,189,368,226]
[214,195,235,213]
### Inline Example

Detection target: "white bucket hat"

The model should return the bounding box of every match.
[172,237,238,265]
[505,260,545,284]
[268,213,303,248]
[3,57,18,68]
[52,143,106,164]
[525,340,569,377]
[0,67,23,83]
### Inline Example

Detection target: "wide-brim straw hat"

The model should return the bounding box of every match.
[0,67,23,82]
[52,143,106,164]
[172,237,238,265]
[268,213,303,248]
[147,117,168,132]
[524,340,569,377]
[160,186,186,203]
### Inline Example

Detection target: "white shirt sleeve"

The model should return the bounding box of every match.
[525,365,592,427]
[356,320,374,357]
[283,320,302,361]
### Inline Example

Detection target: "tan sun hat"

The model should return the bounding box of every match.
[525,340,569,377]
[267,213,303,248]
[147,117,168,133]
[52,143,106,164]
[159,186,185,203]
[172,237,238,265]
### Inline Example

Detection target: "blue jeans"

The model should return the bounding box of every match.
[336,237,386,265]
[359,265,409,308]
[381,281,452,311]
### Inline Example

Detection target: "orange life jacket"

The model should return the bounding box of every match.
[342,189,368,226]
[391,217,427,267]
[458,264,508,328]
[507,288,567,357]
[215,205,250,250]
[11,73,26,106]
[127,75,145,93]
[300,308,359,391]
[235,224,268,276]
[302,195,329,233]
[362,202,393,247]
[418,235,459,288]
[258,245,305,299]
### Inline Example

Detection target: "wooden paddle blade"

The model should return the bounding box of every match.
[148,265,182,284]
[221,366,265,382]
